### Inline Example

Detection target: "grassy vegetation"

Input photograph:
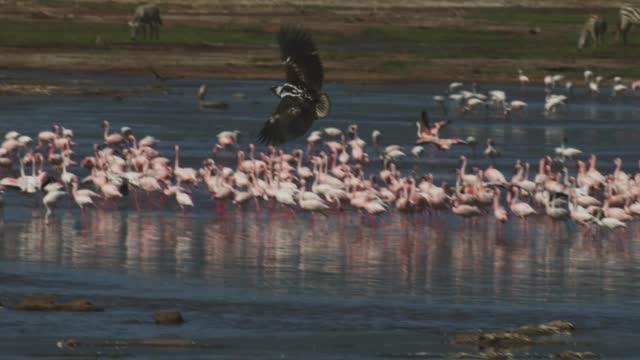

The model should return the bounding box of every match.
[0,21,273,47]
[1,5,638,80]
[468,8,605,25]
[36,0,137,12]
[341,26,638,59]
[1,16,636,60]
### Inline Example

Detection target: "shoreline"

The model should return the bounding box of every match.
[0,1,637,91]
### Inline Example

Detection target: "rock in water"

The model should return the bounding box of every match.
[15,295,101,312]
[15,295,58,311]
[200,100,229,109]
[57,299,101,312]
[130,338,195,347]
[554,351,599,360]
[154,311,184,325]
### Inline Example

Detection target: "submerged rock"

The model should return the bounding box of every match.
[553,351,599,360]
[477,333,533,349]
[57,299,101,312]
[378,351,512,359]
[153,311,184,325]
[200,100,229,109]
[454,320,574,350]
[480,351,512,360]
[56,339,80,349]
[455,332,530,349]
[514,320,575,337]
[15,295,101,312]
[15,295,58,311]
[129,338,195,348]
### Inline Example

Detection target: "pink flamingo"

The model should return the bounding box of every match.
[173,145,197,184]
[102,120,126,146]
[508,185,536,225]
[493,188,508,223]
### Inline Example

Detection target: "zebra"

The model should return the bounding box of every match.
[578,15,607,50]
[128,4,162,40]
[619,3,640,45]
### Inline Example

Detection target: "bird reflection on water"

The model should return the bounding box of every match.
[2,209,638,303]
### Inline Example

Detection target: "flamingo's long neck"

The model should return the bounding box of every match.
[311,163,319,190]
[461,158,467,177]
[236,152,243,171]
[524,164,530,180]
[408,180,416,201]
[569,180,578,207]
[538,159,544,176]
[103,123,109,141]
[37,155,43,175]
[513,187,521,204]
[18,155,25,178]
[296,154,303,171]
[174,147,180,170]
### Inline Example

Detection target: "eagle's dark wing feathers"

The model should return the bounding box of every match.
[278,26,324,93]
[258,96,314,145]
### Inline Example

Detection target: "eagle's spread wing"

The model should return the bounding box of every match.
[258,96,312,145]
[278,26,324,92]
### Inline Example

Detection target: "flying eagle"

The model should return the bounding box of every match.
[257,26,331,145]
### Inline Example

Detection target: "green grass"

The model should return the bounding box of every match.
[0,21,273,47]
[0,17,637,67]
[468,8,619,26]
[329,24,639,60]
[36,0,137,12]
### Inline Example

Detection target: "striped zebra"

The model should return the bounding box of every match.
[619,3,640,45]
[578,15,607,49]
[128,4,162,40]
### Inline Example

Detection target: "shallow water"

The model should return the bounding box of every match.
[1,71,640,359]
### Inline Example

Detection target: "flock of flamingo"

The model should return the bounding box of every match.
[0,110,637,235]
[434,69,640,119]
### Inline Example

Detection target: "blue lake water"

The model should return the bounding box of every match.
[0,71,639,359]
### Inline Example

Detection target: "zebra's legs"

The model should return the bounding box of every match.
[623,24,632,45]
[619,20,631,45]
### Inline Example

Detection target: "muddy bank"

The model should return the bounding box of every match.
[1,49,633,86]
